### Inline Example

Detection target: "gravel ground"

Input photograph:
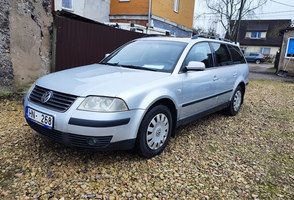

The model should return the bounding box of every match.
[0,70,293,199]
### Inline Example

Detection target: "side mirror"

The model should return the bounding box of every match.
[185,61,205,71]
[105,53,110,58]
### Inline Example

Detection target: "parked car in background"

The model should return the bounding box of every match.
[23,35,249,158]
[244,52,265,64]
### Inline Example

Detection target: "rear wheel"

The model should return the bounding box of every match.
[224,86,243,116]
[136,105,172,158]
[255,59,261,64]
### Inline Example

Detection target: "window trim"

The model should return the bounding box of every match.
[174,0,179,13]
[286,37,294,58]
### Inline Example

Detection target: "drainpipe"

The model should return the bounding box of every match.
[148,0,152,34]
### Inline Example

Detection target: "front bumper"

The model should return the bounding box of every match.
[24,96,145,151]
[26,119,136,150]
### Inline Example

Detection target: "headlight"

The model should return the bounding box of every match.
[78,96,128,112]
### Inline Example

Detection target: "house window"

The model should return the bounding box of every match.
[286,37,294,58]
[174,0,179,12]
[251,32,261,39]
[261,48,270,56]
[62,0,73,10]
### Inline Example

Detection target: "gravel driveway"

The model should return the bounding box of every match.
[248,63,294,83]
[0,69,293,199]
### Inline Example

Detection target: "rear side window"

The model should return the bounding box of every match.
[211,43,232,66]
[228,45,246,64]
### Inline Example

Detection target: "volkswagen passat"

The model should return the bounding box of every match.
[23,35,249,158]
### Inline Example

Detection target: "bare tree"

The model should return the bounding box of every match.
[204,0,268,40]
[193,26,217,36]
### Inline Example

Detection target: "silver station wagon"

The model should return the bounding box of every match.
[23,35,249,158]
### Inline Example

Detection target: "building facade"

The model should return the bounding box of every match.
[54,0,110,22]
[237,20,292,61]
[110,0,195,36]
[278,27,294,76]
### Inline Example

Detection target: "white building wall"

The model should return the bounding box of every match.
[54,0,110,22]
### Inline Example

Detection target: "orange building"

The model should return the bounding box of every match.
[110,0,195,36]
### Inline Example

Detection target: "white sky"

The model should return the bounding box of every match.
[193,0,294,35]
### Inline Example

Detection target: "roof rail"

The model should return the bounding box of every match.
[192,34,233,43]
[142,34,172,38]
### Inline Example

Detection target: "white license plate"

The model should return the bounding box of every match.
[26,107,54,129]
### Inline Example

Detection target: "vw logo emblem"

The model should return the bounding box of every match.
[41,91,53,103]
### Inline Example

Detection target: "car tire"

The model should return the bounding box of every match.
[255,59,261,64]
[224,86,243,116]
[136,105,172,158]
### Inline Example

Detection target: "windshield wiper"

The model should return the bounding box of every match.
[120,64,158,71]
[101,62,120,66]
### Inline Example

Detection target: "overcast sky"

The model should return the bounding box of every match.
[194,0,294,35]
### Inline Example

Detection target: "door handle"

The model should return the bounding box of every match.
[213,76,219,81]
[233,72,238,77]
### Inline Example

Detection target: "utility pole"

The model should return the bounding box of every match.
[235,0,244,43]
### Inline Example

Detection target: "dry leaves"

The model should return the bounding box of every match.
[0,79,293,199]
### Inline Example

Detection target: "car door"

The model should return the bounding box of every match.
[210,43,245,105]
[178,42,218,120]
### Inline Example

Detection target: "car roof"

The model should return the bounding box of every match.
[137,35,239,47]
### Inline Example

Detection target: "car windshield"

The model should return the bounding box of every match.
[100,40,187,73]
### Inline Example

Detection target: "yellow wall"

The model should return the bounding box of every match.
[110,0,195,29]
[110,0,149,15]
[152,0,195,28]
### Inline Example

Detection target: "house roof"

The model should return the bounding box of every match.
[238,19,292,47]
[246,24,269,31]
[279,27,294,36]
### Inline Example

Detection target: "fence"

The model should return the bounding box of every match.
[53,14,145,72]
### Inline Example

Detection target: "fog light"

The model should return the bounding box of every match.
[87,138,99,146]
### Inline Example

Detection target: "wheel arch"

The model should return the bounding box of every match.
[238,82,246,104]
[145,98,178,137]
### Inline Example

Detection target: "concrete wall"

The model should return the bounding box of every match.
[0,0,13,93]
[0,0,53,94]
[55,0,110,22]
[9,0,53,92]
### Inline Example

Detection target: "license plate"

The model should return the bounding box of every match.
[26,107,54,129]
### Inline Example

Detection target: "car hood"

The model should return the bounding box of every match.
[36,64,171,97]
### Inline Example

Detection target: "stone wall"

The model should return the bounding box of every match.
[0,0,53,93]
[0,0,13,93]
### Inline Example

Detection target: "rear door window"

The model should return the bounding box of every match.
[211,43,232,66]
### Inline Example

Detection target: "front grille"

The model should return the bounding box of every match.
[29,85,78,112]
[27,120,113,148]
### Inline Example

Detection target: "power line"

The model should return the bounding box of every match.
[270,0,294,8]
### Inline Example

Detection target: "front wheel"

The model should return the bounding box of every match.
[136,105,172,158]
[224,86,243,116]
